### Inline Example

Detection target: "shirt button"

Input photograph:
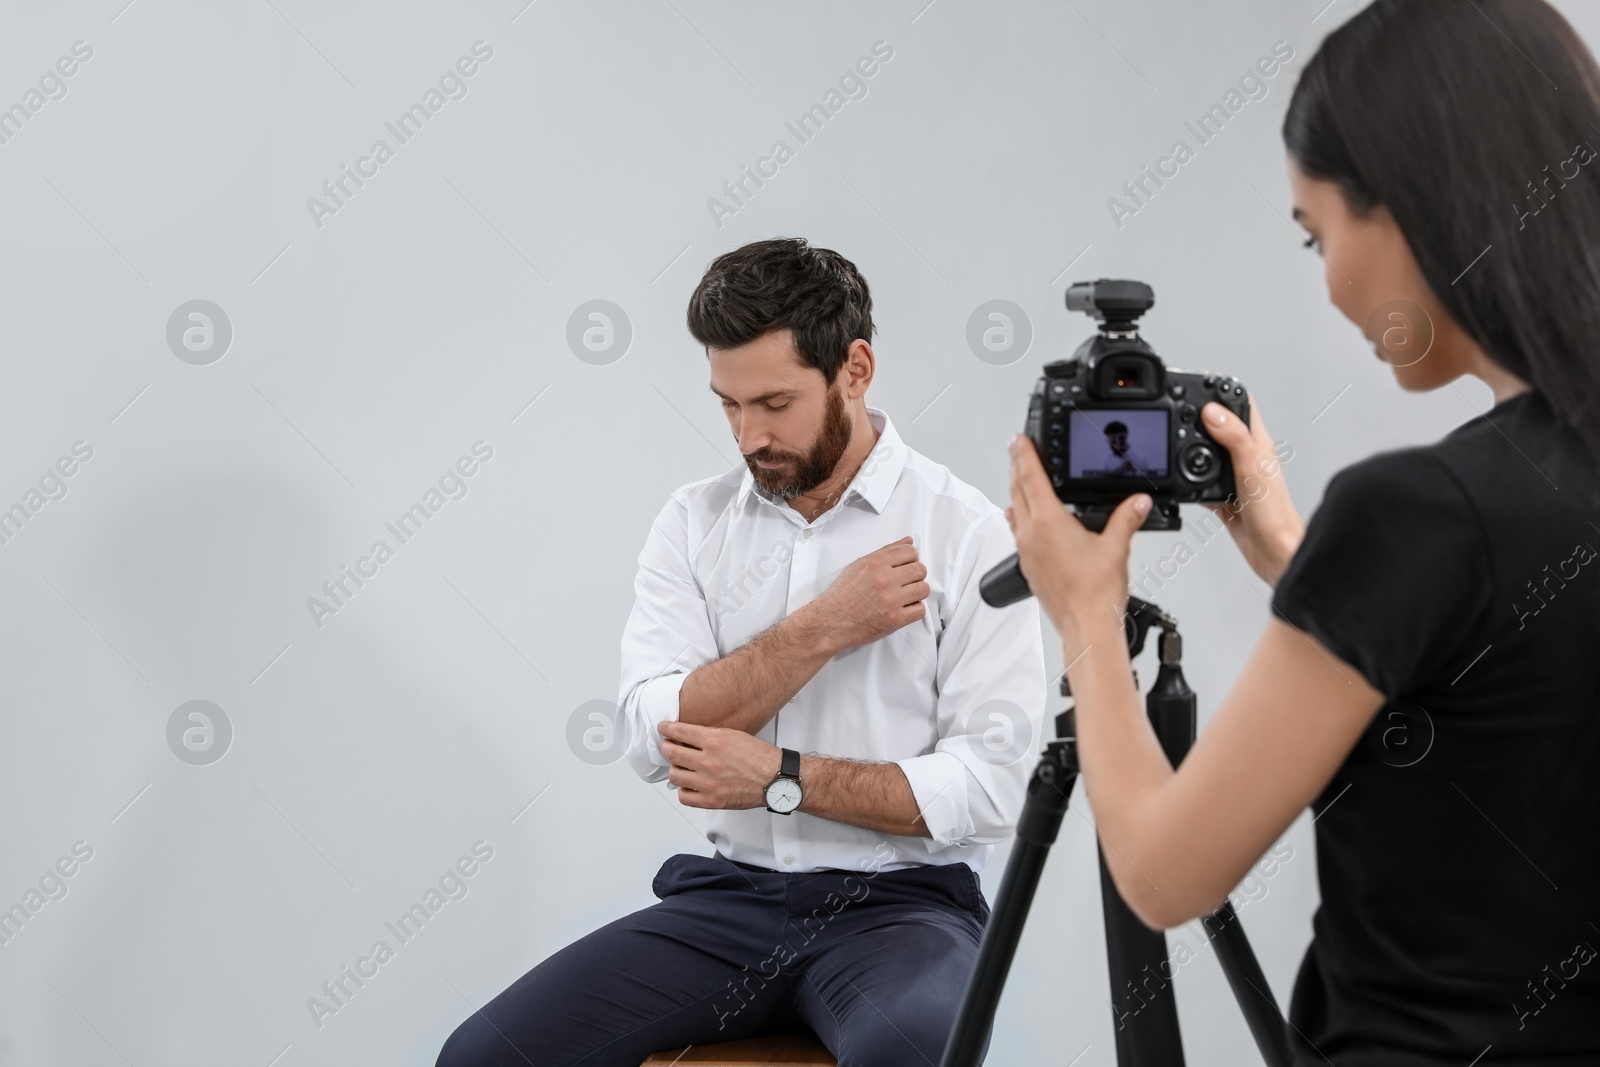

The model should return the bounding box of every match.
[783,855,795,865]
[802,529,814,539]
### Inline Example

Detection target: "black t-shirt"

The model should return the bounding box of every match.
[1270,390,1600,1066]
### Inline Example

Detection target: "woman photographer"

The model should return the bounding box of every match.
[1007,1,1600,1063]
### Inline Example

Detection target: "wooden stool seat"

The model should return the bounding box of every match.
[641,1030,836,1066]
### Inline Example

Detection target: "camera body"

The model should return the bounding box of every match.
[1026,279,1251,532]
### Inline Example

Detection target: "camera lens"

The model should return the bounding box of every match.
[1177,441,1221,485]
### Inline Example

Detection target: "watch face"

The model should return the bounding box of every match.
[766,777,802,813]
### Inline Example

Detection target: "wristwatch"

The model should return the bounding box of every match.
[765,748,803,815]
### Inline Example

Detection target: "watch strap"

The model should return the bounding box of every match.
[780,747,800,779]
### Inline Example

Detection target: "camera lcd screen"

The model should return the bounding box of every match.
[1068,409,1169,478]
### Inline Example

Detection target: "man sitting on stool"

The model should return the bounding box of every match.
[436,237,1046,1067]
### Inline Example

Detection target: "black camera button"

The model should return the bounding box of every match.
[1177,441,1222,485]
[1168,384,1185,399]
[1068,384,1084,397]
[1178,403,1196,424]
[1202,375,1216,389]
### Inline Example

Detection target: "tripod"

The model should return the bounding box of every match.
[939,597,1293,1067]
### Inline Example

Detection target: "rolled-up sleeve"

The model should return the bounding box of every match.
[618,495,720,783]
[895,510,1046,847]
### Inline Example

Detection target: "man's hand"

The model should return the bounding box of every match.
[659,721,933,837]
[658,720,782,810]
[804,536,929,653]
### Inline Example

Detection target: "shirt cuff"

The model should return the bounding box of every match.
[895,751,975,847]
[631,672,688,770]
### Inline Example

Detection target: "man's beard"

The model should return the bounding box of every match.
[745,384,853,500]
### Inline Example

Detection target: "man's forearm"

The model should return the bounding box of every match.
[795,756,932,839]
[678,604,839,734]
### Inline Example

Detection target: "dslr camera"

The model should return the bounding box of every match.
[981,279,1252,607]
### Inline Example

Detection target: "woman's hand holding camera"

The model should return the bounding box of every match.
[1199,393,1305,586]
[1005,393,1304,643]
[1005,434,1152,647]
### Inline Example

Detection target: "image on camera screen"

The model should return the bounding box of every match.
[1068,409,1169,478]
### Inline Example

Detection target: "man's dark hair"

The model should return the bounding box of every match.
[686,237,874,384]
[1284,0,1600,469]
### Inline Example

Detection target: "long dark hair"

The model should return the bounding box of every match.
[1285,0,1600,468]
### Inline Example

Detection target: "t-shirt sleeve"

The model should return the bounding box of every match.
[1270,449,1492,700]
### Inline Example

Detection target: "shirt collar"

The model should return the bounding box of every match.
[736,405,907,516]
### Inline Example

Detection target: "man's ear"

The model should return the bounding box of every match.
[842,339,874,399]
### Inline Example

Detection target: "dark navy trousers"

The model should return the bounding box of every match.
[436,852,993,1067]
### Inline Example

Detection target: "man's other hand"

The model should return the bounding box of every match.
[807,536,929,653]
[659,721,782,809]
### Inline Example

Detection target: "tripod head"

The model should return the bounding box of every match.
[1057,595,1193,793]
[1120,596,1170,661]
[1054,595,1175,743]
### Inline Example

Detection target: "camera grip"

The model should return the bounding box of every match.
[980,552,1031,607]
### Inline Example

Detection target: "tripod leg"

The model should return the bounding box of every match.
[1203,904,1293,1067]
[1150,662,1293,1067]
[939,750,1075,1067]
[1098,850,1186,1067]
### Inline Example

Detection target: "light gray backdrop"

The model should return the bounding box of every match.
[3,1,1593,1064]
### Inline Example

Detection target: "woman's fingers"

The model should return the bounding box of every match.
[1201,399,1260,472]
[1008,472,1029,530]
[1201,391,1305,583]
[1009,433,1051,519]
[1243,391,1276,452]
[1105,492,1153,547]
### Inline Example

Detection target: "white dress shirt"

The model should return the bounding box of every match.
[618,405,1046,874]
